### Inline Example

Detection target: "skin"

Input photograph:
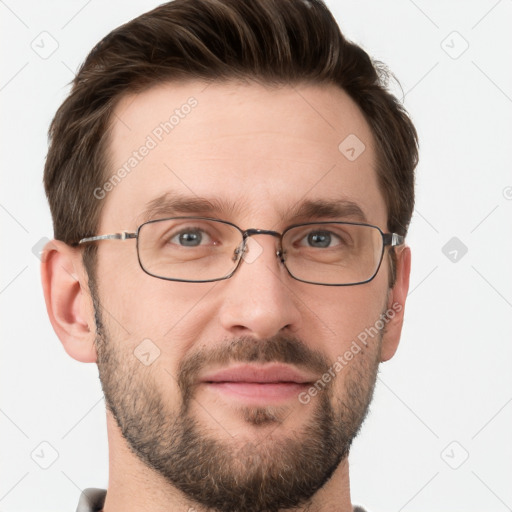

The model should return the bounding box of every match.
[41,80,411,512]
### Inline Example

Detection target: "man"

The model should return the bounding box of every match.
[41,0,418,510]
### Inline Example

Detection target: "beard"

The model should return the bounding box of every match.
[92,289,383,512]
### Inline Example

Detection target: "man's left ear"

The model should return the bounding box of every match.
[380,245,411,362]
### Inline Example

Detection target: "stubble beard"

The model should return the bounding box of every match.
[93,292,382,512]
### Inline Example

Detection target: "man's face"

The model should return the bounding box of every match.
[92,81,396,511]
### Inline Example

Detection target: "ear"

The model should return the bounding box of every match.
[41,240,98,363]
[380,245,411,362]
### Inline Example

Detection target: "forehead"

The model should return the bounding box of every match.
[99,80,386,231]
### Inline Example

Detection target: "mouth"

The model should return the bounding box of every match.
[199,363,316,403]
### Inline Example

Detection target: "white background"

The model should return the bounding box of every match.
[1,1,511,511]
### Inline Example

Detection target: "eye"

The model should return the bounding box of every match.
[168,228,214,247]
[299,230,344,249]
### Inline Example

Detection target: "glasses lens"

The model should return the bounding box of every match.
[282,223,384,285]
[138,218,242,281]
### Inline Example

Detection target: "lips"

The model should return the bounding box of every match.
[199,363,316,403]
[200,363,316,385]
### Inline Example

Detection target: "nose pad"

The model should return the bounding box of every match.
[233,237,265,265]
[231,241,245,263]
[240,237,265,264]
[232,237,285,267]
[232,241,245,262]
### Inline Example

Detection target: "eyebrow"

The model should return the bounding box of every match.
[138,192,368,225]
[139,193,242,223]
[287,198,368,223]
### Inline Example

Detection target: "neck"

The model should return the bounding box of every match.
[102,411,354,512]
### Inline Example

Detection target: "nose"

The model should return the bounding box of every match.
[218,235,303,339]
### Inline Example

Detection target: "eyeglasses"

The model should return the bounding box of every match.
[78,217,404,286]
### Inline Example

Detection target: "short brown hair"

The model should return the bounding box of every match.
[44,0,418,287]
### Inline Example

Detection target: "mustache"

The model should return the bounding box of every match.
[177,334,331,402]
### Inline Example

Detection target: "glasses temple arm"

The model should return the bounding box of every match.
[78,231,137,244]
[383,233,405,247]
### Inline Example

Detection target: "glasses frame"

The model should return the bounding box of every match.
[78,216,405,286]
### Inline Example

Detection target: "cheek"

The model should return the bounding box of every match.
[97,245,215,338]
[301,283,388,345]
[96,260,221,386]
[297,285,387,397]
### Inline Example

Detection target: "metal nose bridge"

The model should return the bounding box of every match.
[243,228,282,239]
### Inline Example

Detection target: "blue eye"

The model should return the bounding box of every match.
[301,230,343,248]
[169,228,213,247]
[307,231,332,248]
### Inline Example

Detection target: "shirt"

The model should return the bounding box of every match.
[75,488,368,511]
